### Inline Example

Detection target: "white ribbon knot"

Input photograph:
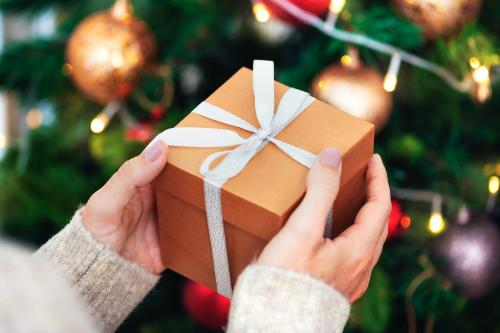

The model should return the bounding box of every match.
[152,60,333,297]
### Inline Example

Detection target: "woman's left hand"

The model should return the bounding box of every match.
[82,141,169,275]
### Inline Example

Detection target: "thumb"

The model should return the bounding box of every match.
[283,147,342,239]
[89,140,169,213]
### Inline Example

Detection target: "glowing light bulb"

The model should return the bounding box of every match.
[469,57,480,69]
[383,74,397,92]
[489,175,499,195]
[26,108,43,129]
[472,66,490,83]
[90,113,110,133]
[428,212,446,235]
[0,133,7,148]
[383,53,401,92]
[329,0,346,14]
[253,3,271,23]
[340,54,352,66]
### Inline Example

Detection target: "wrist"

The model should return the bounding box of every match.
[81,205,125,255]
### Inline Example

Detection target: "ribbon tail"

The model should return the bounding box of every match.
[152,127,246,148]
[199,139,264,298]
[253,60,275,133]
[193,102,258,133]
[203,180,232,298]
[269,138,316,168]
[201,140,262,182]
[271,88,315,134]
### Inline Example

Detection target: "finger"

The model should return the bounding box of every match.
[338,154,391,249]
[283,147,342,239]
[89,141,169,214]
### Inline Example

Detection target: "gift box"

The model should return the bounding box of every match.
[153,61,374,297]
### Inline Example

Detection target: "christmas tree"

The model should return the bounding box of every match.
[0,0,499,332]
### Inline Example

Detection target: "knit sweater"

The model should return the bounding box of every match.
[2,209,350,332]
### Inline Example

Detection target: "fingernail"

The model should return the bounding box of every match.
[370,153,382,166]
[144,141,164,162]
[319,147,341,169]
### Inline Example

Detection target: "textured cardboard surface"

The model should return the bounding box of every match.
[154,66,374,290]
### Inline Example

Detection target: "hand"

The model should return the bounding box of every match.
[257,148,391,303]
[82,141,169,275]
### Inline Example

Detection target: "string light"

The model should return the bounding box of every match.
[393,172,499,234]
[253,2,271,23]
[472,66,490,84]
[90,101,121,133]
[489,175,499,195]
[486,175,499,212]
[427,194,445,235]
[325,0,345,26]
[26,108,44,129]
[267,0,497,95]
[90,113,109,133]
[470,65,492,102]
[0,133,7,149]
[329,0,346,14]
[428,212,446,235]
[383,53,401,92]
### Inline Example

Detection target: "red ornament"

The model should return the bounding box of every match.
[124,123,155,143]
[261,0,330,25]
[388,199,403,240]
[150,105,166,121]
[182,280,230,329]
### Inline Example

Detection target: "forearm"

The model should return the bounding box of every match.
[34,208,160,333]
[227,265,350,333]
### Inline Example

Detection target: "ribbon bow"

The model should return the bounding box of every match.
[153,60,332,297]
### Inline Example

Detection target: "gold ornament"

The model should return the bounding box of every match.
[66,0,156,104]
[392,0,482,40]
[311,52,392,131]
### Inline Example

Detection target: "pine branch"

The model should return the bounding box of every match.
[0,0,84,13]
[349,5,424,50]
[0,38,70,99]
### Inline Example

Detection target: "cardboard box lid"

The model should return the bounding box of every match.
[154,67,374,241]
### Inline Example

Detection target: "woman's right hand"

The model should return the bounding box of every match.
[256,148,391,303]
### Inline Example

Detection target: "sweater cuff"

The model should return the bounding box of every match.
[227,264,350,333]
[34,208,160,333]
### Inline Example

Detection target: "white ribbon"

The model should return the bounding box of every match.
[152,60,333,297]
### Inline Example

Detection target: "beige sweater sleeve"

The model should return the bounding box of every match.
[34,209,160,333]
[227,265,351,333]
[34,208,349,333]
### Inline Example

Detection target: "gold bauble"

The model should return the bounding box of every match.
[67,0,156,104]
[392,0,482,40]
[311,63,392,132]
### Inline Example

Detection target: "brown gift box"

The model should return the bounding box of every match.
[154,66,374,292]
